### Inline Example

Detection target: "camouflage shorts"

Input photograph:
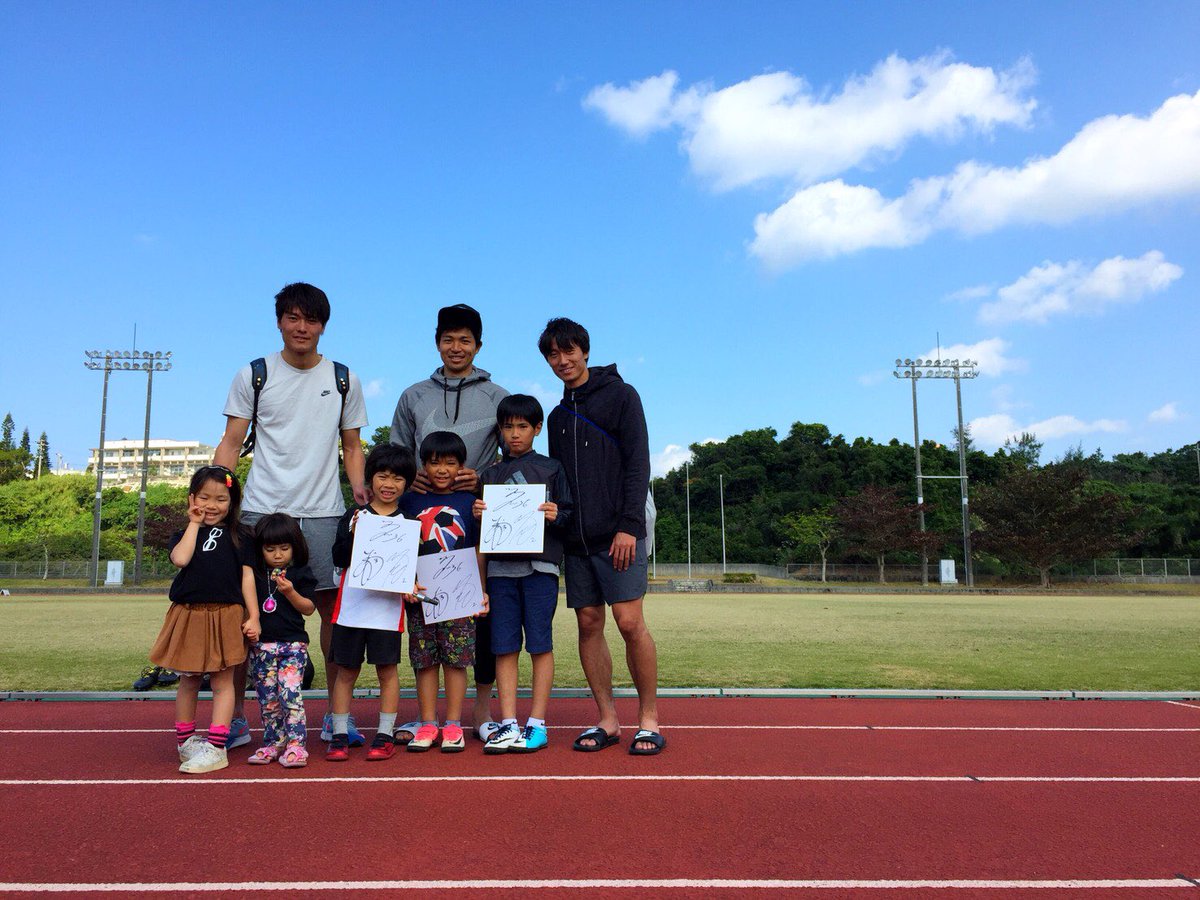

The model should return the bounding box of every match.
[405,601,475,670]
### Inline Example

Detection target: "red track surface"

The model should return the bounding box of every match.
[0,697,1197,898]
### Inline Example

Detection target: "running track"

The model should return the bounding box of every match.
[0,697,1197,898]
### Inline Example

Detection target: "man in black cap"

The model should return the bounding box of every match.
[389,304,509,738]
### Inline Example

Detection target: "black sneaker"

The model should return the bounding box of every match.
[132,666,158,691]
[155,667,180,687]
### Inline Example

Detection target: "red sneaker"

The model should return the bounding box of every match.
[366,733,396,761]
[326,734,350,762]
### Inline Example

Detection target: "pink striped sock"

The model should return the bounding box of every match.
[208,724,230,749]
[175,721,196,747]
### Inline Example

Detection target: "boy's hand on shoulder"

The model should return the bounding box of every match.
[453,468,479,493]
[539,501,557,523]
[471,498,486,520]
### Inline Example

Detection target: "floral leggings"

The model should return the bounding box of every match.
[249,641,308,748]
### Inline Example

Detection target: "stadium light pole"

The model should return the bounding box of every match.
[685,461,692,579]
[719,473,726,575]
[893,360,928,586]
[85,349,172,588]
[133,351,172,584]
[894,357,979,587]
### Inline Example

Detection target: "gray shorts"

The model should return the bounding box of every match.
[241,511,340,592]
[564,539,649,609]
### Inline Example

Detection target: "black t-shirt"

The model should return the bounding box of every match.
[168,524,252,606]
[253,564,317,644]
[399,490,479,555]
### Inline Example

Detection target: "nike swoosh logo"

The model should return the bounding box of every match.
[419,409,496,438]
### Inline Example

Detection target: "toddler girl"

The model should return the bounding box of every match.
[149,466,259,774]
[246,513,317,767]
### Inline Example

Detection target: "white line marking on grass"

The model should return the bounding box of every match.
[2,774,1198,787]
[4,725,1199,735]
[0,877,1193,892]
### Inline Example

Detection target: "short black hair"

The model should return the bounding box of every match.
[253,513,310,569]
[496,394,544,428]
[538,317,589,357]
[275,282,331,326]
[436,303,482,343]
[366,443,417,487]
[419,430,467,465]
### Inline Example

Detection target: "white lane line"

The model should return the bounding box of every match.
[1166,701,1200,711]
[2,774,1198,787]
[3,725,1198,734]
[0,877,1193,892]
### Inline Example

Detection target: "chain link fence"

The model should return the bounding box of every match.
[0,559,171,580]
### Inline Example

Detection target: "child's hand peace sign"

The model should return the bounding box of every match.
[186,498,205,524]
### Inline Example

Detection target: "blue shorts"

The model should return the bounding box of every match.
[486,572,559,655]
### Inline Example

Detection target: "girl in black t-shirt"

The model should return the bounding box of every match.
[150,466,260,775]
[246,513,317,768]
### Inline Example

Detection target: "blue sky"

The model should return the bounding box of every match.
[2,2,1198,476]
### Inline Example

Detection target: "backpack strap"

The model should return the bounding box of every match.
[555,403,619,447]
[333,361,350,430]
[239,357,268,457]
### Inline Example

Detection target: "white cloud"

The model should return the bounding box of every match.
[1148,402,1180,423]
[990,383,1028,413]
[969,412,1126,448]
[652,443,693,477]
[515,380,563,420]
[362,378,385,399]
[750,90,1200,264]
[945,283,994,302]
[914,337,1025,377]
[586,53,1035,190]
[650,438,721,477]
[976,251,1182,324]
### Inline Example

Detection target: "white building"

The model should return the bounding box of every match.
[86,439,216,485]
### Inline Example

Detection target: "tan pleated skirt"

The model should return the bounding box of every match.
[149,603,247,675]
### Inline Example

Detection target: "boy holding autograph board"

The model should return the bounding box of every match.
[473,395,573,754]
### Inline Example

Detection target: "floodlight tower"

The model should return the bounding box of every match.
[84,349,172,587]
[893,357,979,587]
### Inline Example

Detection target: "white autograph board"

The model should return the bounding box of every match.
[480,483,546,554]
[332,514,420,632]
[415,547,486,624]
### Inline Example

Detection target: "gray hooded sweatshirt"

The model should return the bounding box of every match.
[389,367,510,472]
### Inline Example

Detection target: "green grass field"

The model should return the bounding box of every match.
[1,591,1197,692]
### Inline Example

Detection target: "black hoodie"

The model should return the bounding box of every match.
[547,364,650,555]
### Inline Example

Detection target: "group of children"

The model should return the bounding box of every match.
[149,394,570,773]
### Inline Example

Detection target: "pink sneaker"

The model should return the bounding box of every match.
[406,723,439,752]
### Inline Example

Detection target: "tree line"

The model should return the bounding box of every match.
[1,420,1195,585]
[650,422,1198,584]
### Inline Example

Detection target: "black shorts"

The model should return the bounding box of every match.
[329,623,402,668]
[565,539,649,609]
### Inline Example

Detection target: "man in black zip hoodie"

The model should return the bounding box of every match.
[539,317,664,756]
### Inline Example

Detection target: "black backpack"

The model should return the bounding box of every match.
[239,357,351,457]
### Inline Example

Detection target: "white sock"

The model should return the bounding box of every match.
[526,717,545,729]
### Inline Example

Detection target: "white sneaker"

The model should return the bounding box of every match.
[178,741,228,774]
[177,734,207,763]
[483,722,521,755]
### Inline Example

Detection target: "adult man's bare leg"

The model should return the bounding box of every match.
[612,597,659,751]
[315,589,340,689]
[576,605,619,747]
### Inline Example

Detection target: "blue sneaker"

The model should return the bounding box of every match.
[347,716,366,747]
[320,713,333,742]
[512,724,548,753]
[228,717,251,750]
